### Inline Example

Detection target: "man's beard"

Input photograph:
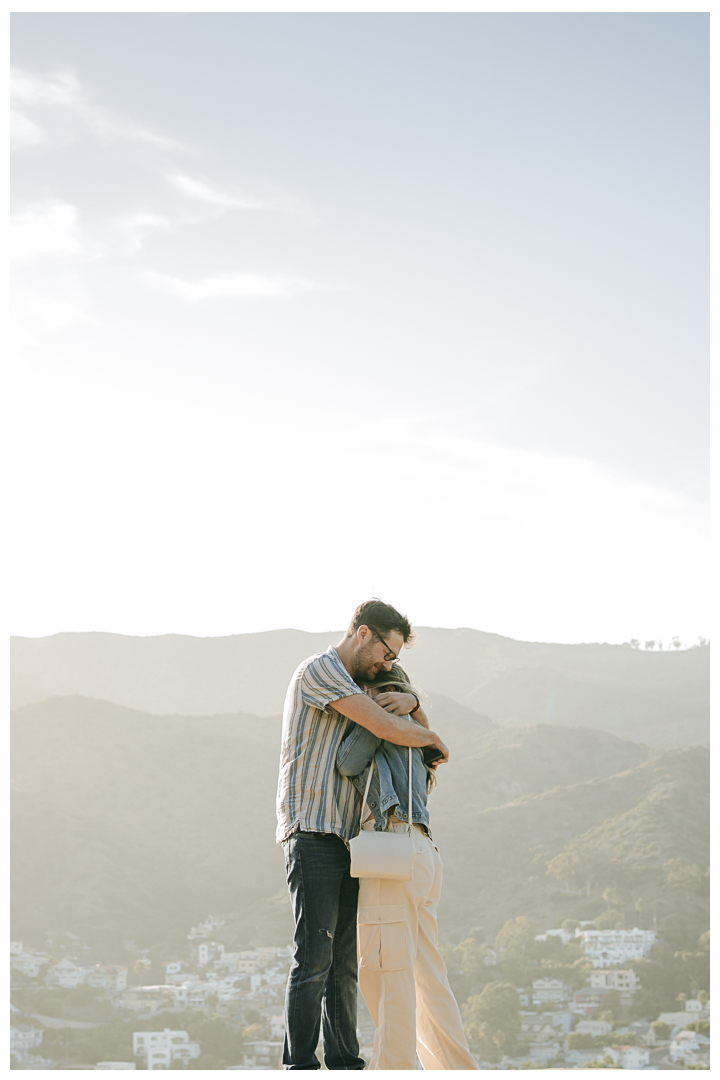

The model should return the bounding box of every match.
[351,641,383,683]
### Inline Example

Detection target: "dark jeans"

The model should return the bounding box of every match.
[283,831,365,1070]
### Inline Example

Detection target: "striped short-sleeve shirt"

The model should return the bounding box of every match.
[275,647,365,844]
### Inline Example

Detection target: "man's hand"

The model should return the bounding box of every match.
[374,691,417,716]
[329,693,448,762]
[426,734,450,764]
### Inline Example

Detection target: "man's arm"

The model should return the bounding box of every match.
[329,694,449,762]
[373,691,430,730]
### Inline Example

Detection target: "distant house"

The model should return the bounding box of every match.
[589,968,639,993]
[188,915,225,941]
[270,1014,285,1040]
[575,928,655,968]
[241,1040,283,1069]
[46,958,83,989]
[669,1030,711,1065]
[575,1020,613,1038]
[10,1024,44,1055]
[684,997,710,1018]
[571,988,608,1016]
[521,1020,557,1044]
[214,951,242,972]
[606,1045,650,1069]
[237,958,259,975]
[198,941,225,966]
[10,946,49,979]
[531,978,569,1006]
[133,1029,201,1070]
[83,964,128,992]
[120,986,175,1013]
[658,1010,703,1032]
[534,929,573,946]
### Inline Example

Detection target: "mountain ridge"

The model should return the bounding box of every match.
[10,628,708,747]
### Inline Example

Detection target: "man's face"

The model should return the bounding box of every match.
[351,627,404,683]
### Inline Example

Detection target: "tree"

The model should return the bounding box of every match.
[462,982,521,1056]
[644,640,656,650]
[495,917,535,951]
[685,1020,710,1037]
[663,860,703,901]
[650,1020,672,1041]
[567,1032,597,1049]
[634,898,644,928]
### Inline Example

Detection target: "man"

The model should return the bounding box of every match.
[276,599,449,1070]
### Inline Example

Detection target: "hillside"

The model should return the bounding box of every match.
[10,629,709,746]
[11,694,708,953]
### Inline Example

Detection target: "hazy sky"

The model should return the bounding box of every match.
[10,13,709,644]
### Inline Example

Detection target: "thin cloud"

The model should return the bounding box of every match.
[10,67,190,152]
[10,202,90,262]
[115,213,173,254]
[168,172,317,220]
[143,269,327,300]
[10,109,51,150]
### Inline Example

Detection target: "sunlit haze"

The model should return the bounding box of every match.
[10,13,709,644]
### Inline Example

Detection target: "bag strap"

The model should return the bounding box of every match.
[407,742,412,833]
[357,745,414,835]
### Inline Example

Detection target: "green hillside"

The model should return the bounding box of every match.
[11,694,708,955]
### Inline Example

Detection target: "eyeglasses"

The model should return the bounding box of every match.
[368,627,400,663]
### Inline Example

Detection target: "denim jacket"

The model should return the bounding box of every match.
[336,720,432,838]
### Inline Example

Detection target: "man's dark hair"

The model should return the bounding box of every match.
[345,598,415,646]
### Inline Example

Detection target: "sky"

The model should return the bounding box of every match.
[10,13,709,645]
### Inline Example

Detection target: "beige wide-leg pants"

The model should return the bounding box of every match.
[357,820,479,1070]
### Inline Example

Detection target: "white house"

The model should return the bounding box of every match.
[198,941,225,966]
[133,1029,201,1069]
[214,951,242,973]
[669,1030,710,1064]
[575,1020,613,1037]
[83,964,128,992]
[46,958,84,989]
[534,929,573,946]
[606,1045,650,1069]
[270,1014,286,1040]
[10,947,49,978]
[10,1025,44,1054]
[531,978,569,1006]
[173,982,213,1009]
[576,928,656,968]
[658,1010,702,1032]
[237,958,259,975]
[241,1040,283,1069]
[589,968,639,993]
[188,915,225,940]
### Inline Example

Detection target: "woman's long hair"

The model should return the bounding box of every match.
[366,664,437,793]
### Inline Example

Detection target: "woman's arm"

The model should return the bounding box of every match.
[337,725,382,777]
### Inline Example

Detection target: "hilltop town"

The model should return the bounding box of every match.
[11,908,709,1069]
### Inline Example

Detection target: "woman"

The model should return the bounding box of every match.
[337,664,479,1071]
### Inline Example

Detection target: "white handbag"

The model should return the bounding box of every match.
[349,746,414,881]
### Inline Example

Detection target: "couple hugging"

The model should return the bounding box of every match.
[275,599,479,1070]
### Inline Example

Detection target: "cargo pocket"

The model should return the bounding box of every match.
[357,905,407,971]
